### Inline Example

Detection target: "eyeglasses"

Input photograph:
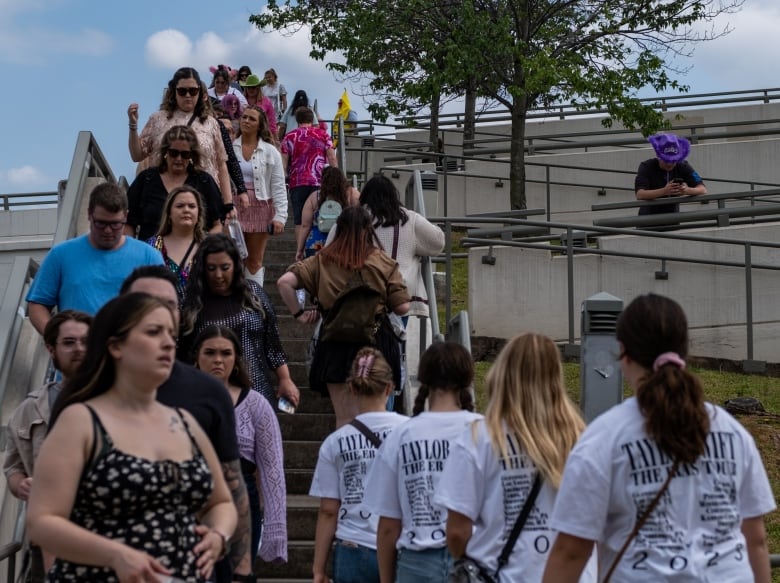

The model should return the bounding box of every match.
[239,73,249,79]
[176,87,200,97]
[57,338,88,350]
[167,148,193,160]
[92,219,126,231]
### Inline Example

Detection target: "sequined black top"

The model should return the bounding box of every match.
[195,281,288,404]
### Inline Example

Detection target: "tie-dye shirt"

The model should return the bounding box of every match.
[281,126,333,188]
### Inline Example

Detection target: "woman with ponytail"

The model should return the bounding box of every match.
[434,333,596,582]
[363,342,481,583]
[543,293,774,582]
[309,348,407,583]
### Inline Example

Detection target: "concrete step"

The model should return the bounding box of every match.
[280,338,307,362]
[288,389,333,415]
[286,494,320,540]
[279,412,335,442]
[283,440,320,470]
[286,469,316,495]
[255,541,319,579]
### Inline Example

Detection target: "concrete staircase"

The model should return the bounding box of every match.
[254,229,335,582]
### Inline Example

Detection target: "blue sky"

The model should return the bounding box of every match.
[1,0,779,195]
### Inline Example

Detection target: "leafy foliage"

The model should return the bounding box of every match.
[251,0,742,207]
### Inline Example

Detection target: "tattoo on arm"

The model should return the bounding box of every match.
[222,459,252,574]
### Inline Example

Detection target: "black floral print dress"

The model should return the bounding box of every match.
[48,406,214,582]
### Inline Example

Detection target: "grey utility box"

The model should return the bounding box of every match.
[580,292,623,423]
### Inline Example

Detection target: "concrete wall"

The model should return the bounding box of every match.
[378,102,780,223]
[468,222,780,362]
[0,208,57,304]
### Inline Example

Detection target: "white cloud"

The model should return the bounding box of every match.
[679,3,780,93]
[145,29,194,68]
[0,165,48,189]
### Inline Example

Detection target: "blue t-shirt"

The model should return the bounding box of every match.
[26,234,164,315]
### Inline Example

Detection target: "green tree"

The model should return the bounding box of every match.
[250,1,469,151]
[252,0,741,208]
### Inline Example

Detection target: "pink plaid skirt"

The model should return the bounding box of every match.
[235,184,275,233]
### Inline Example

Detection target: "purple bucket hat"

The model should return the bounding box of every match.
[648,133,690,163]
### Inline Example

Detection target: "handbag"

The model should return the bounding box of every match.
[448,473,543,583]
[601,459,680,583]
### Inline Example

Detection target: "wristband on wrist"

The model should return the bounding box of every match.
[221,202,235,214]
[128,124,137,131]
[292,308,305,319]
[211,528,230,560]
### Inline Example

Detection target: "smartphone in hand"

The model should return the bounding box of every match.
[278,397,296,414]
[671,178,685,184]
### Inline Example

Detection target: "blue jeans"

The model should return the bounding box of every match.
[332,539,379,583]
[396,547,453,583]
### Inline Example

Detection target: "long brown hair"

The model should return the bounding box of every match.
[156,185,206,240]
[616,293,709,464]
[50,294,175,429]
[413,342,475,416]
[317,206,381,270]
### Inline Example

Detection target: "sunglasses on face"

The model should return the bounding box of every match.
[167,148,193,160]
[92,219,126,231]
[176,87,200,97]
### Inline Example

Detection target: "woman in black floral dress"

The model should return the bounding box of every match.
[27,293,237,582]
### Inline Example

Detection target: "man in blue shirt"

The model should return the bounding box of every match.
[26,183,164,334]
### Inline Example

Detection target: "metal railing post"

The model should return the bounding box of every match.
[545,165,551,221]
[565,226,578,356]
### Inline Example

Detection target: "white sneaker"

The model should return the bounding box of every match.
[245,266,265,287]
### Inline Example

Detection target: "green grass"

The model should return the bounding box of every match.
[447,237,780,574]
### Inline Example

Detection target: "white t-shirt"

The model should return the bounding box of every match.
[362,410,482,551]
[309,411,407,549]
[551,398,776,582]
[433,421,596,583]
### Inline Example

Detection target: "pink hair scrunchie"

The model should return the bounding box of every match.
[653,352,686,372]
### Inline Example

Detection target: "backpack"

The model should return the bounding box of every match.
[317,199,342,233]
[319,268,384,344]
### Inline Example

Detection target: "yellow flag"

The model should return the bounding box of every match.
[333,89,352,146]
[336,89,351,121]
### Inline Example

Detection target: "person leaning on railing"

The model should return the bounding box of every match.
[634,134,707,215]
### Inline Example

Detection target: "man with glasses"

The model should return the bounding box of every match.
[3,310,91,581]
[26,183,164,335]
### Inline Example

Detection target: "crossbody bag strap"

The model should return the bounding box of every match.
[179,238,198,270]
[349,419,382,449]
[391,222,400,259]
[186,112,198,127]
[602,459,681,583]
[495,472,542,575]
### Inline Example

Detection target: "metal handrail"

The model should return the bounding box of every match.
[1,192,59,211]
[435,215,780,369]
[0,131,119,579]
[400,87,780,127]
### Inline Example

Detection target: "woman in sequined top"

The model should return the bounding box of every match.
[194,325,288,565]
[180,233,300,409]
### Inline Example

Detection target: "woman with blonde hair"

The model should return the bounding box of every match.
[434,333,596,582]
[232,105,287,287]
[146,185,207,303]
[309,348,407,583]
[543,294,774,582]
